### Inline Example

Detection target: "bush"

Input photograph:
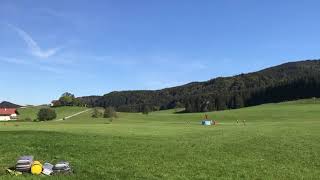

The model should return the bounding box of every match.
[142,105,151,115]
[92,108,103,118]
[24,117,32,121]
[104,107,118,119]
[37,108,57,121]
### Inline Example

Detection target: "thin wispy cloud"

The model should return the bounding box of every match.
[0,56,63,74]
[8,24,61,59]
[0,56,29,65]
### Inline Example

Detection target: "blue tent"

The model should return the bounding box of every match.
[201,120,213,126]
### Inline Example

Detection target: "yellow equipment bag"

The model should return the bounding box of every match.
[31,161,43,175]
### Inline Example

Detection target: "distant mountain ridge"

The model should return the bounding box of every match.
[79,59,320,112]
[0,101,21,108]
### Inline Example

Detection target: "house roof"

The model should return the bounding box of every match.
[0,108,17,115]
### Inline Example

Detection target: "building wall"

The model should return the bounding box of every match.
[10,114,17,119]
[0,116,11,121]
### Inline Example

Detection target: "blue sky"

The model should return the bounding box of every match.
[1,0,320,105]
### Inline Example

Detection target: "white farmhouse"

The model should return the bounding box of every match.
[0,108,18,121]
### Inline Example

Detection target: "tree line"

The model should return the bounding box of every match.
[52,92,86,107]
[60,60,320,113]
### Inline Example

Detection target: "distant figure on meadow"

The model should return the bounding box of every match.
[243,120,246,126]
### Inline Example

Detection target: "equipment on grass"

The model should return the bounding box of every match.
[31,161,43,175]
[6,168,22,176]
[202,120,213,125]
[10,156,72,176]
[42,163,54,175]
[201,114,216,126]
[53,161,72,174]
[15,156,33,172]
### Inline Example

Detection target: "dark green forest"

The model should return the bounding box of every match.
[0,101,21,108]
[78,60,320,112]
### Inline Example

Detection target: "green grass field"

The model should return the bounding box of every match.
[17,106,88,121]
[1,99,320,179]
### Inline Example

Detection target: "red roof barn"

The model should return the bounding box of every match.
[0,108,18,121]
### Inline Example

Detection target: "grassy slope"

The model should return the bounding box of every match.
[0,99,320,179]
[17,106,88,120]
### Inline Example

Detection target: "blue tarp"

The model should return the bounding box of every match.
[201,120,212,126]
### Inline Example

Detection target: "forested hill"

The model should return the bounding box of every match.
[0,101,21,108]
[79,60,320,112]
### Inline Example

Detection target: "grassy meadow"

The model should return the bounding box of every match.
[0,99,320,179]
[17,106,88,121]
